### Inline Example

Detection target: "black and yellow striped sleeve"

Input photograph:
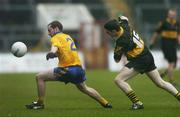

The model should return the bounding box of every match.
[114,45,123,62]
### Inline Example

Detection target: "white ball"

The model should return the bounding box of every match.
[11,42,27,57]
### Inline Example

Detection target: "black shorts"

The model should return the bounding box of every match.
[161,39,177,63]
[125,50,156,74]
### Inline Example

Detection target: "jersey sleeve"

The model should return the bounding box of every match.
[155,21,163,33]
[50,37,60,47]
[114,41,123,62]
[119,20,129,31]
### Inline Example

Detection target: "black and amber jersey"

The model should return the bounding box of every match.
[156,18,180,40]
[114,20,148,61]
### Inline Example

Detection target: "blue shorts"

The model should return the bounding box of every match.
[54,66,86,84]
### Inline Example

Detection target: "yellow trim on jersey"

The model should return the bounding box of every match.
[127,40,144,58]
[161,31,178,39]
[115,27,124,40]
[114,46,122,53]
[119,27,124,36]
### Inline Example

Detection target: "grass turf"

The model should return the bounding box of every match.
[0,70,180,117]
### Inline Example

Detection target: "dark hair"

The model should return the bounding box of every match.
[104,19,120,31]
[48,20,63,31]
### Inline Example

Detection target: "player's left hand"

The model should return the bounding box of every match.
[46,52,57,60]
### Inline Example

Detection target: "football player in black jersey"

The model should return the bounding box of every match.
[150,8,180,86]
[104,16,180,110]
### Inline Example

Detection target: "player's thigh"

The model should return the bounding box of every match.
[146,69,162,84]
[37,68,57,81]
[115,67,138,81]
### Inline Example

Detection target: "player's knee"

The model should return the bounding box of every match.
[36,73,43,81]
[77,85,88,93]
[114,77,123,85]
[81,88,89,94]
[114,78,119,84]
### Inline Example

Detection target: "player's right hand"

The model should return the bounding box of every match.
[114,54,121,63]
[46,52,57,60]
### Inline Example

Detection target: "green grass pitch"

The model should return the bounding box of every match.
[0,70,180,117]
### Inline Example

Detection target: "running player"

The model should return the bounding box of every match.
[25,21,112,109]
[104,16,180,110]
[150,8,180,85]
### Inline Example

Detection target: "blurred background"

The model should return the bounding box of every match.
[0,0,180,72]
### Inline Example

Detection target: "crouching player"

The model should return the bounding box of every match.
[104,16,180,110]
[25,21,112,109]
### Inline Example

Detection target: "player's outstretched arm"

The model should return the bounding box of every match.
[114,45,123,63]
[149,32,159,49]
